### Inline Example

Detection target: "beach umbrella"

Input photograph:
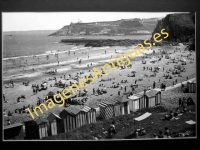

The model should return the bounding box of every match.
[46,91,55,99]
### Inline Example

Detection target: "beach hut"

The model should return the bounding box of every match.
[144,89,161,108]
[117,96,130,115]
[4,123,24,140]
[128,93,145,112]
[59,105,87,133]
[187,78,196,93]
[24,118,48,139]
[47,113,64,136]
[99,97,121,119]
[77,105,96,124]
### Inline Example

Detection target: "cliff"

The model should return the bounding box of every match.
[49,18,158,36]
[151,13,195,50]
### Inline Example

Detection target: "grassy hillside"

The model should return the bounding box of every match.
[50,19,158,36]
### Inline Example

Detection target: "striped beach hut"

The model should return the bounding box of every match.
[99,97,122,119]
[144,89,161,108]
[77,105,96,124]
[128,93,145,112]
[47,113,64,136]
[187,78,196,93]
[60,105,88,133]
[4,123,24,140]
[24,118,48,139]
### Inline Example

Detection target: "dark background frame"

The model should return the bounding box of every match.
[1,0,199,148]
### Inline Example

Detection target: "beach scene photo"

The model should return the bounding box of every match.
[2,12,196,140]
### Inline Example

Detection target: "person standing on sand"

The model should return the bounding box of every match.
[175,79,177,84]
[181,82,184,89]
[125,86,127,92]
[179,98,182,108]
[33,87,35,95]
[7,119,11,125]
[153,81,156,89]
[135,80,137,84]
[3,94,5,102]
[118,91,120,96]
[93,88,95,95]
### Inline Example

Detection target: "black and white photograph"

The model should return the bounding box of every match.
[2,11,196,140]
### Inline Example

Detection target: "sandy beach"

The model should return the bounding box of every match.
[3,43,196,123]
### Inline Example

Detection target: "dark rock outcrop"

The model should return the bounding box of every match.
[151,12,195,50]
[60,39,146,47]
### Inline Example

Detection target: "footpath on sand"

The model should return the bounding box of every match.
[138,77,196,94]
[164,78,195,91]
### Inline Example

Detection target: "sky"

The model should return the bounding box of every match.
[2,12,188,32]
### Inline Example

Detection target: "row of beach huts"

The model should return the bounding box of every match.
[4,79,196,140]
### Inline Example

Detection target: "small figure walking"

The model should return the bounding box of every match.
[118,91,120,96]
[153,81,156,89]
[3,94,5,102]
[175,79,177,84]
[181,82,184,89]
[179,98,182,108]
[93,88,95,95]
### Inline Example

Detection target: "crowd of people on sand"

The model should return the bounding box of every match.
[5,80,15,88]
[3,46,195,139]
[134,127,147,138]
[152,127,171,138]
[162,96,194,121]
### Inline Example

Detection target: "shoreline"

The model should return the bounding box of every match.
[3,46,162,83]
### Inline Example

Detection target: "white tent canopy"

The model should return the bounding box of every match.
[134,112,152,121]
[185,120,196,125]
